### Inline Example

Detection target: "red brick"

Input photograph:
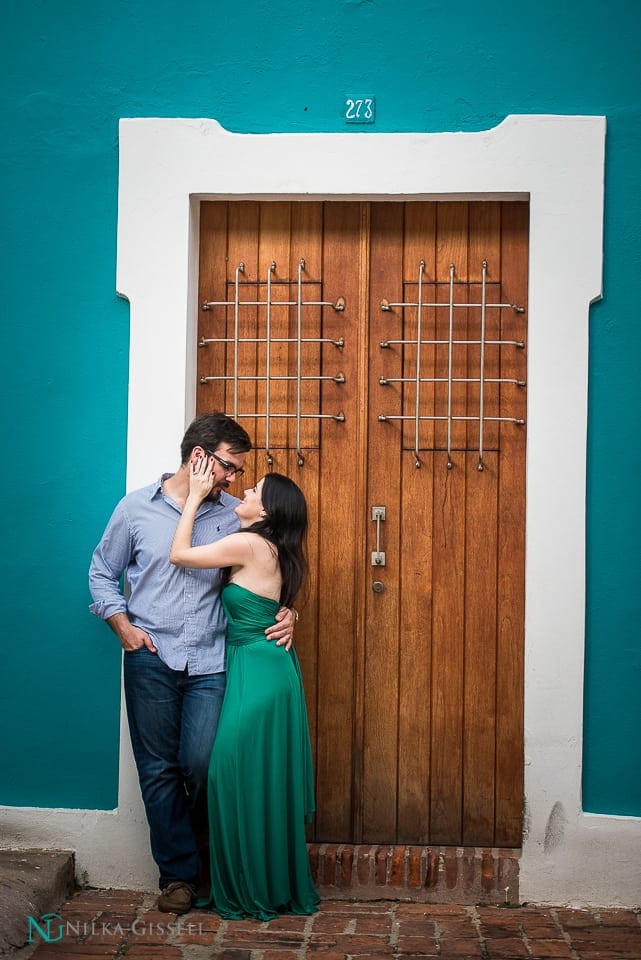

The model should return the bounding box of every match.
[396,902,435,918]
[390,845,406,887]
[309,914,350,934]
[397,934,439,953]
[408,846,423,887]
[323,844,338,886]
[121,948,183,959]
[425,905,470,916]
[497,854,519,898]
[519,915,560,939]
[525,940,572,958]
[396,954,438,959]
[353,916,393,935]
[438,920,480,939]
[375,846,388,885]
[307,843,320,879]
[262,952,301,960]
[29,947,118,959]
[303,952,349,960]
[461,852,476,891]
[396,918,437,936]
[597,909,641,927]
[218,931,265,948]
[444,850,458,889]
[330,934,393,953]
[481,850,495,891]
[425,850,439,888]
[172,927,218,945]
[483,937,529,957]
[263,915,309,932]
[320,901,387,915]
[340,844,354,886]
[435,940,483,957]
[357,847,374,885]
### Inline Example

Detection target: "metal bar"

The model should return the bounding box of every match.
[378,414,525,424]
[227,412,346,421]
[478,260,488,471]
[203,298,344,309]
[232,262,244,419]
[225,278,321,285]
[413,261,425,467]
[200,336,345,348]
[265,263,274,465]
[379,376,526,386]
[446,263,455,468]
[380,338,524,348]
[296,259,304,464]
[382,300,523,310]
[201,374,345,384]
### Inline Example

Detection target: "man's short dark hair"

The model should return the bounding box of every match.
[180,412,251,464]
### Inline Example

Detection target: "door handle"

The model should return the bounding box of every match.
[371,505,386,566]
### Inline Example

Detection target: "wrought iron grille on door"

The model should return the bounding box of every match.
[198,258,345,465]
[378,259,526,471]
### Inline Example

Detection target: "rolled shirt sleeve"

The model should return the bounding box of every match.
[88,499,133,621]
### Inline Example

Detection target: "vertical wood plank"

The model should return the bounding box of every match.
[468,203,502,456]
[363,202,404,841]
[462,451,498,844]
[430,203,469,843]
[429,450,466,842]
[314,201,363,840]
[288,203,324,775]
[197,202,229,414]
[397,203,436,843]
[495,201,528,846]
[435,203,469,454]
[255,202,292,457]
[226,202,260,462]
[462,204,502,845]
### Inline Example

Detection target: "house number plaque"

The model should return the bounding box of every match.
[344,96,376,124]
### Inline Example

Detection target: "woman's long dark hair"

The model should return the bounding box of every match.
[224,473,308,608]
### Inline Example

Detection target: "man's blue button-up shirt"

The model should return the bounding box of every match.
[89,476,241,674]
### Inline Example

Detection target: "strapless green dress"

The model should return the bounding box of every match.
[199,582,319,920]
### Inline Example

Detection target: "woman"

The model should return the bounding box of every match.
[170,456,319,920]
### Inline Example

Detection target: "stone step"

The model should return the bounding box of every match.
[0,850,75,956]
[308,843,520,905]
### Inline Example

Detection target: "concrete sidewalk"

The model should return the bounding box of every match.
[15,886,641,960]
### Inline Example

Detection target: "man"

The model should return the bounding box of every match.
[89,412,296,914]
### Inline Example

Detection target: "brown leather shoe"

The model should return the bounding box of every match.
[157,881,196,914]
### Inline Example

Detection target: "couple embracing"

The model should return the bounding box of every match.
[89,412,319,921]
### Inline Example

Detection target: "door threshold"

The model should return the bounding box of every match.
[308,843,521,905]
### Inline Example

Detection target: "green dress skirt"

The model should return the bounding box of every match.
[199,582,319,920]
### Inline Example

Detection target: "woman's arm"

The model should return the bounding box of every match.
[169,458,249,569]
[170,526,250,569]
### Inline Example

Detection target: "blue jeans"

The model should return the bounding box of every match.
[123,647,225,889]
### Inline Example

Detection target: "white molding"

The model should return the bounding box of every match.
[5,115,638,907]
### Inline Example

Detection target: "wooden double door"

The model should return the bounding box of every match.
[197,200,528,847]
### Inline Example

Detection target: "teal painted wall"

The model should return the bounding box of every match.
[1,0,639,812]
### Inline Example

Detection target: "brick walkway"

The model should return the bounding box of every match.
[23,888,641,960]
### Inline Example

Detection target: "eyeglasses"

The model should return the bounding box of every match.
[204,449,245,478]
